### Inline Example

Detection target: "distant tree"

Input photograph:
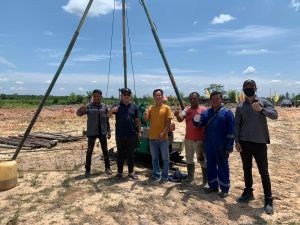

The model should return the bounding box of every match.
[285,92,290,99]
[67,92,83,104]
[227,90,237,103]
[52,97,59,105]
[205,84,225,95]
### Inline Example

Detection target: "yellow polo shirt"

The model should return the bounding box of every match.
[148,104,173,140]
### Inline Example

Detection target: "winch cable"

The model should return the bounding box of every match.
[105,0,116,103]
[125,0,137,98]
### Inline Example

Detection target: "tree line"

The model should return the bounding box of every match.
[1,83,299,108]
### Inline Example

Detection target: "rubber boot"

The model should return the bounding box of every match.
[201,167,209,188]
[183,164,195,183]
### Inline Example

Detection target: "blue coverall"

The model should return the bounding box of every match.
[194,105,235,193]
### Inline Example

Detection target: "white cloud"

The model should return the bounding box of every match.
[271,80,281,83]
[9,86,25,91]
[0,56,16,69]
[290,0,300,11]
[0,78,9,82]
[16,81,24,84]
[227,49,270,56]
[45,80,51,84]
[35,48,64,59]
[62,0,122,17]
[187,48,198,53]
[43,31,54,36]
[243,66,256,74]
[162,25,287,46]
[211,14,236,25]
[1,71,298,97]
[72,54,109,62]
[77,87,85,91]
[193,21,198,25]
[160,81,169,84]
[133,52,143,56]
[90,80,97,83]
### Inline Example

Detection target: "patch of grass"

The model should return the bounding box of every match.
[41,187,55,196]
[30,173,39,187]
[7,195,23,225]
[17,165,24,178]
[62,171,71,189]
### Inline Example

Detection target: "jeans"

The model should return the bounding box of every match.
[240,140,272,198]
[86,135,110,172]
[149,139,170,179]
[116,135,137,174]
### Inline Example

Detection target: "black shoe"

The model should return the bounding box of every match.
[128,173,138,180]
[237,188,254,203]
[159,178,168,184]
[148,176,160,184]
[114,173,122,180]
[219,191,229,198]
[85,171,91,178]
[204,187,219,194]
[105,168,112,175]
[264,197,274,214]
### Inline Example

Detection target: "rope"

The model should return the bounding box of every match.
[125,0,137,98]
[105,0,116,102]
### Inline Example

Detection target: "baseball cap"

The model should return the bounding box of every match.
[243,79,256,89]
[120,88,132,94]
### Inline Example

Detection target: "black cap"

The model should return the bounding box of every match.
[243,79,256,89]
[120,88,132,94]
[92,89,102,95]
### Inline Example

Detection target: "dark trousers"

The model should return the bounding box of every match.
[116,135,136,174]
[85,135,110,172]
[240,140,272,198]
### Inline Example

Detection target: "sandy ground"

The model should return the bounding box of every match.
[0,106,299,225]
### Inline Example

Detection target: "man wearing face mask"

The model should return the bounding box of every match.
[235,79,278,214]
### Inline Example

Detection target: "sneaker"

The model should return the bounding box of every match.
[218,191,229,198]
[264,198,274,214]
[114,173,122,180]
[128,173,138,180]
[159,178,168,184]
[237,188,254,203]
[204,187,219,194]
[85,171,91,178]
[105,168,112,175]
[148,176,160,184]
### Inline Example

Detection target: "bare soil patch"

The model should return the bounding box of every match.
[0,106,299,225]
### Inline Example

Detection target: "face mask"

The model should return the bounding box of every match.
[243,88,255,97]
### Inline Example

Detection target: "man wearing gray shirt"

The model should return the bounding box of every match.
[235,80,278,214]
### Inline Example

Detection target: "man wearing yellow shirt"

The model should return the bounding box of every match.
[144,89,173,183]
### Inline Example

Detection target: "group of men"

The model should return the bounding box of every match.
[76,79,278,214]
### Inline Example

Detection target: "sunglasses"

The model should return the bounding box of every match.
[122,93,131,96]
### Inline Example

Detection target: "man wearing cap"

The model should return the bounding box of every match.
[235,79,278,214]
[174,92,208,185]
[76,89,112,178]
[108,88,141,180]
[144,89,173,183]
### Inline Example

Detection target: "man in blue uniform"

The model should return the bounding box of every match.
[193,91,235,197]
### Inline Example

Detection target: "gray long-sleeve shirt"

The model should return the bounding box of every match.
[234,96,278,144]
[76,102,110,137]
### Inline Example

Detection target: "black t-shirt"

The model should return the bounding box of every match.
[115,102,140,137]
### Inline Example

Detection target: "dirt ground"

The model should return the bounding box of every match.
[0,106,299,225]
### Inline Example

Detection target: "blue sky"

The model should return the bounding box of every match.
[0,0,299,97]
